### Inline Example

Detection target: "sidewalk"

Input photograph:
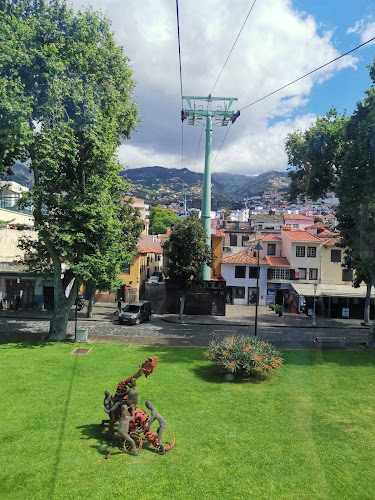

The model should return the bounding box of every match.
[0,302,370,329]
[161,304,370,329]
[0,301,119,322]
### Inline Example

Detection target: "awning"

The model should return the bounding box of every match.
[291,283,375,298]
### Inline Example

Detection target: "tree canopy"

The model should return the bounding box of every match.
[149,205,178,234]
[0,0,140,339]
[164,213,214,319]
[285,58,375,338]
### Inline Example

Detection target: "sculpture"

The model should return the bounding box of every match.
[143,401,166,454]
[106,405,140,459]
[103,357,175,457]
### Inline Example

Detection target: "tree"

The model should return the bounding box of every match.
[1,1,140,339]
[285,59,375,343]
[222,207,232,221]
[163,213,214,320]
[149,205,178,234]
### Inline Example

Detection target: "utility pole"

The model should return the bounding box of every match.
[181,95,240,280]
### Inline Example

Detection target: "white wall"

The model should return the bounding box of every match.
[221,263,268,305]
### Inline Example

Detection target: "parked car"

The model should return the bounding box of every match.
[118,301,152,325]
[147,276,159,285]
[152,271,164,282]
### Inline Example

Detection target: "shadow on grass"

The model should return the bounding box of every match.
[191,364,270,384]
[77,423,112,457]
[0,339,56,349]
[77,423,162,457]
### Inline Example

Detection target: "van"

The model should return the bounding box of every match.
[118,301,152,325]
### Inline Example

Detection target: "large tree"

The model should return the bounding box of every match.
[164,213,214,320]
[285,59,375,343]
[149,205,178,234]
[0,1,140,339]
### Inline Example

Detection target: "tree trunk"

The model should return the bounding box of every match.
[368,320,375,348]
[367,282,375,347]
[179,295,185,321]
[363,283,371,325]
[48,276,77,341]
[86,283,96,318]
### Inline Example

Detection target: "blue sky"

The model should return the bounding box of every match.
[290,0,374,118]
[72,0,375,176]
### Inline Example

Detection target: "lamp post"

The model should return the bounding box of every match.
[254,242,263,337]
[312,282,317,327]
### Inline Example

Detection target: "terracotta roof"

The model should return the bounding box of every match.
[284,214,314,220]
[265,256,290,267]
[215,229,225,237]
[317,230,334,237]
[306,222,325,229]
[125,196,144,202]
[138,246,163,254]
[282,229,321,242]
[222,253,268,265]
[261,233,281,241]
[321,237,342,247]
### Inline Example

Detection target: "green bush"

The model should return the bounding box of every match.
[274,304,283,314]
[204,335,283,378]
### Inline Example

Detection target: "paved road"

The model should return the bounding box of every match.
[0,314,368,347]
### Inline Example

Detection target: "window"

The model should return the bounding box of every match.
[269,268,290,280]
[292,224,299,229]
[242,235,249,246]
[235,287,245,298]
[296,246,305,257]
[307,247,316,257]
[331,249,342,262]
[342,269,353,281]
[235,266,246,278]
[309,268,318,280]
[249,267,259,279]
[267,244,276,256]
[298,268,306,279]
[230,234,238,246]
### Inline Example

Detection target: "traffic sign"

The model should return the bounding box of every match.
[125,285,131,291]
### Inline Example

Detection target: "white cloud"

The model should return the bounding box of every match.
[72,0,358,175]
[347,18,375,45]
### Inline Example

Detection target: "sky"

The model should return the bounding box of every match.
[72,0,375,177]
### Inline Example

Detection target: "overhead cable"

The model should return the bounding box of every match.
[175,0,184,169]
[240,36,375,111]
[212,36,375,170]
[211,0,258,94]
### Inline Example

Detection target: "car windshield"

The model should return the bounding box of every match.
[122,305,140,313]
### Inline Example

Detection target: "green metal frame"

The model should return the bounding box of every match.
[182,95,239,281]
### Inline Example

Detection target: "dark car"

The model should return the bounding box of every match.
[118,301,152,325]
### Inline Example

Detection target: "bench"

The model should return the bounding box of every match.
[314,337,346,345]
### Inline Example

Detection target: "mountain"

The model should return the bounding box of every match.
[122,166,290,209]
[5,163,290,209]
[4,163,33,187]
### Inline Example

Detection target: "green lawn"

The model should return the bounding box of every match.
[1,342,375,500]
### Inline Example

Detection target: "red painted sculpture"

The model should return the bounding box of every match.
[103,357,175,456]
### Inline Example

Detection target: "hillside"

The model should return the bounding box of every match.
[122,166,290,209]
[4,163,290,209]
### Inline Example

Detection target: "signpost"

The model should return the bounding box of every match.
[254,242,263,337]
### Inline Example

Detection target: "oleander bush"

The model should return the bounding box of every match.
[204,335,283,378]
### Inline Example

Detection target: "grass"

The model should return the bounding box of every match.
[1,342,375,500]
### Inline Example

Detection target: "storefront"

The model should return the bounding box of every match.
[267,282,290,306]
[290,283,375,319]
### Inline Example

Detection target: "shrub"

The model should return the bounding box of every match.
[274,304,283,314]
[204,335,283,378]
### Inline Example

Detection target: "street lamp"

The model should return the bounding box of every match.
[254,242,263,337]
[312,282,317,327]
